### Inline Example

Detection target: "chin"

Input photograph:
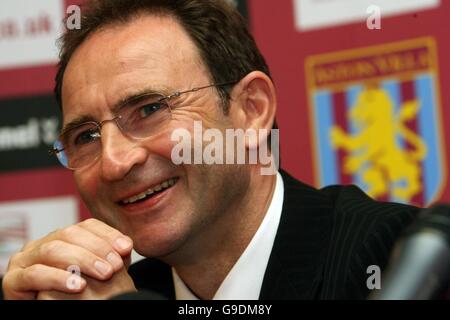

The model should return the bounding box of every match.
[129,223,187,259]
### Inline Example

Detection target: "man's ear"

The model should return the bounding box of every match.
[230,71,277,149]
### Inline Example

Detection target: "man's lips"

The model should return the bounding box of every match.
[117,177,179,205]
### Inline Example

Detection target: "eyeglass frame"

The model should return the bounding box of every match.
[49,80,238,170]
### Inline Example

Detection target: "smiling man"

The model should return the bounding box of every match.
[1,0,419,300]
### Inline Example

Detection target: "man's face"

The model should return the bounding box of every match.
[62,15,249,259]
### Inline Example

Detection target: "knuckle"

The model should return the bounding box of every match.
[40,240,64,257]
[81,218,98,228]
[1,272,19,297]
[2,271,12,289]
[23,265,42,284]
[27,264,42,277]
[106,228,123,241]
[60,225,80,239]
[8,252,23,268]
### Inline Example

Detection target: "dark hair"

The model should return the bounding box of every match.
[55,0,272,114]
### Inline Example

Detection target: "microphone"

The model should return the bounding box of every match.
[110,290,168,300]
[370,205,450,300]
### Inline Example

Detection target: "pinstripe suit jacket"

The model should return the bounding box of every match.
[127,170,419,299]
[0,170,419,300]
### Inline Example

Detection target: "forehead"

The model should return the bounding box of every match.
[61,13,208,120]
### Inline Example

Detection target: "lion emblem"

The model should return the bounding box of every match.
[330,88,427,202]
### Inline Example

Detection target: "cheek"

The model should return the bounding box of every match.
[74,170,102,207]
[154,132,179,159]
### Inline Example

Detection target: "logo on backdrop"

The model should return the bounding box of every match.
[0,95,61,173]
[306,37,445,206]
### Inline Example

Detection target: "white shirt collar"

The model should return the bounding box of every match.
[172,172,285,300]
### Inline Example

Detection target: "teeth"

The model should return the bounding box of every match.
[122,178,177,204]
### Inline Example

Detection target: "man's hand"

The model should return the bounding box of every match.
[2,218,133,300]
[36,267,136,300]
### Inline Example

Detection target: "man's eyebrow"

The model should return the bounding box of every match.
[62,115,96,134]
[111,86,171,114]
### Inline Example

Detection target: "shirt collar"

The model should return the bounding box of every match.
[172,172,284,300]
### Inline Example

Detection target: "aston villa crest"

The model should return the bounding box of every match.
[306,38,446,206]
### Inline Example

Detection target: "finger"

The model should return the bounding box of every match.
[39,269,136,300]
[37,290,84,300]
[2,265,86,300]
[23,240,115,280]
[123,254,132,270]
[79,218,133,256]
[54,224,125,272]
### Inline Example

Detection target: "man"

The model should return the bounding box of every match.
[1,0,418,300]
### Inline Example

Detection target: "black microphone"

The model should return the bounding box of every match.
[110,290,168,300]
[370,205,450,300]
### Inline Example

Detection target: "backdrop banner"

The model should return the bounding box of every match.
[0,95,61,173]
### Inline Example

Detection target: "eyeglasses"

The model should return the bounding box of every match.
[49,81,237,170]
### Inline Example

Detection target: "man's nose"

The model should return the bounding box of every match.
[99,123,148,181]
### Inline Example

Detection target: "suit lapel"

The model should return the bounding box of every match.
[128,257,175,299]
[259,170,334,299]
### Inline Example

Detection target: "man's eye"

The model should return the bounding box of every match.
[74,129,100,146]
[138,102,164,118]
